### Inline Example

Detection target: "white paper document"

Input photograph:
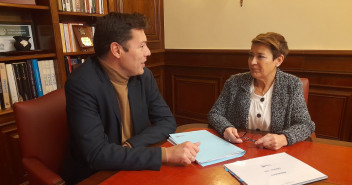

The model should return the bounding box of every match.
[224,152,327,185]
[168,130,245,166]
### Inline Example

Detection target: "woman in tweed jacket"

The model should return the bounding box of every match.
[208,32,315,150]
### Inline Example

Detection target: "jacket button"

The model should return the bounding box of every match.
[260,98,265,102]
[257,113,261,118]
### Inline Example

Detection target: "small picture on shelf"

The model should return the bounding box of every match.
[72,25,93,49]
[0,23,36,53]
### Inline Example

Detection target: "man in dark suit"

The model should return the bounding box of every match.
[61,13,200,184]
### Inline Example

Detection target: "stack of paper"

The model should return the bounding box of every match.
[168,130,245,166]
[224,152,328,185]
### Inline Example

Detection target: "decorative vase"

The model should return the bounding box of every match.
[13,36,31,51]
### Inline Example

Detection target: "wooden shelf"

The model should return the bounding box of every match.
[58,11,106,17]
[64,51,95,56]
[0,108,13,116]
[0,53,56,62]
[0,3,49,10]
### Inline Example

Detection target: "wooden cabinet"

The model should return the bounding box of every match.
[0,122,25,185]
[111,0,165,53]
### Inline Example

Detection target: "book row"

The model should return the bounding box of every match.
[0,59,57,109]
[64,56,86,75]
[58,0,105,14]
[59,23,95,53]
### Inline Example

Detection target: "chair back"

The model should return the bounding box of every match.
[14,88,67,185]
[300,78,309,105]
[299,78,316,138]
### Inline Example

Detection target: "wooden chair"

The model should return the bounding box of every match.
[14,89,67,185]
[299,78,316,138]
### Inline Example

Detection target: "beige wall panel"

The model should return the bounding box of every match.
[164,0,352,50]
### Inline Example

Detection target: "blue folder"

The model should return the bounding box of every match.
[168,130,245,166]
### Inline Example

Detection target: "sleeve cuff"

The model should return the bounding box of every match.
[123,141,133,148]
[161,147,167,163]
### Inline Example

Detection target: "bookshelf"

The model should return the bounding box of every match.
[0,0,56,116]
[0,0,108,116]
[0,0,109,184]
[0,0,163,184]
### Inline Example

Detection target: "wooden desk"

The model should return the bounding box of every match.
[78,126,352,185]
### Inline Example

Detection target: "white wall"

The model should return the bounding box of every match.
[164,0,352,50]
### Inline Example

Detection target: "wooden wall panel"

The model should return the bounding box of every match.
[164,66,238,125]
[308,87,352,141]
[164,49,352,141]
[171,74,221,124]
[309,92,345,139]
[149,67,164,96]
[114,0,164,52]
[146,52,165,96]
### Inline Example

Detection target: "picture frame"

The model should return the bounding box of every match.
[72,25,94,49]
[0,23,36,53]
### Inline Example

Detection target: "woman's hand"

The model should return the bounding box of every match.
[255,133,288,150]
[223,127,243,143]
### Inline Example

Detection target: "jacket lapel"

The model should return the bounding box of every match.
[270,69,286,132]
[127,76,143,134]
[93,58,122,125]
[239,73,253,129]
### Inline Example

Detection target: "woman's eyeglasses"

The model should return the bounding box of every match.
[238,132,261,142]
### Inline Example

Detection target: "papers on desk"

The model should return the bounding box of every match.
[168,130,245,167]
[224,152,328,185]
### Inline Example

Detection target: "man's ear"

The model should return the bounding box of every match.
[110,42,122,59]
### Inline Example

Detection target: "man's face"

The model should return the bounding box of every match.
[118,29,151,77]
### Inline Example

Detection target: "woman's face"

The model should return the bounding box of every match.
[248,44,283,82]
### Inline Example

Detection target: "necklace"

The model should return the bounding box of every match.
[254,87,266,96]
[253,79,274,96]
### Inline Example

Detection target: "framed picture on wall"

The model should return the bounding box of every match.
[0,23,36,52]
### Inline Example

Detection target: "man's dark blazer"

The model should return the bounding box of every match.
[61,56,176,184]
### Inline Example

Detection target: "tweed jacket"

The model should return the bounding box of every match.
[208,69,315,145]
[61,56,176,184]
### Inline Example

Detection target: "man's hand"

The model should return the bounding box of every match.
[165,141,201,165]
[223,127,243,143]
[255,133,288,150]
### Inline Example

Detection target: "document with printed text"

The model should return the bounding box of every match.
[224,152,327,185]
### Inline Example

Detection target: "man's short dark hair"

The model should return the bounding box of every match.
[93,12,147,58]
